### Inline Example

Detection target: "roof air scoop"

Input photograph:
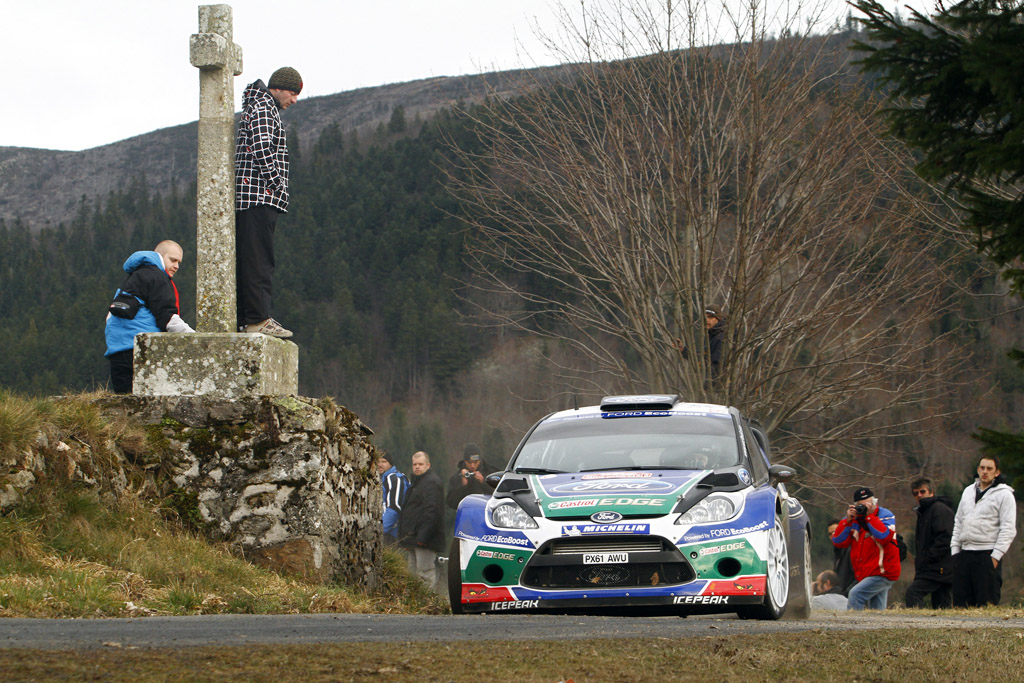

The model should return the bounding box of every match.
[599,394,679,411]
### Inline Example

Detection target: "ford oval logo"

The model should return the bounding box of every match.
[591,511,623,524]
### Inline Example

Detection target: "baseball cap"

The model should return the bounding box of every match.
[852,487,874,502]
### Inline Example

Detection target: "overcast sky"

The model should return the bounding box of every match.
[4,0,926,152]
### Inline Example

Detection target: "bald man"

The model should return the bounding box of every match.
[105,240,194,393]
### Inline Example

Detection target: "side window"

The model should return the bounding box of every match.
[742,421,769,484]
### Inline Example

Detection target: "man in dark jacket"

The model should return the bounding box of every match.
[104,240,195,393]
[905,477,955,608]
[234,66,302,338]
[446,443,500,510]
[398,451,446,591]
[705,308,726,378]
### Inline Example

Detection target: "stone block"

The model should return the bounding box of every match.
[189,32,229,69]
[133,333,298,398]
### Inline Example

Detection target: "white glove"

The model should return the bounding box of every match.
[166,314,195,333]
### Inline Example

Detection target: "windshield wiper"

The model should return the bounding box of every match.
[514,467,567,474]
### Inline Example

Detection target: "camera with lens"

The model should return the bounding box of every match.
[462,471,474,479]
[854,503,868,517]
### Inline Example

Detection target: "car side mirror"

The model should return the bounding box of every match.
[485,472,503,489]
[769,464,796,483]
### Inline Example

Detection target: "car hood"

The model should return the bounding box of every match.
[531,470,709,518]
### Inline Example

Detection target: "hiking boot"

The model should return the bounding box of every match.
[243,318,293,339]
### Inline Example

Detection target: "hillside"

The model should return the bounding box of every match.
[2,29,1022,557]
[0,67,573,231]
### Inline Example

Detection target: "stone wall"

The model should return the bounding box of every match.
[2,394,383,590]
[99,395,383,588]
[0,420,128,511]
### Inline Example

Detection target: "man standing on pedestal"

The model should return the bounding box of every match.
[234,66,302,339]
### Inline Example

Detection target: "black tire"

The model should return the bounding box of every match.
[788,527,812,619]
[737,516,790,620]
[447,538,465,614]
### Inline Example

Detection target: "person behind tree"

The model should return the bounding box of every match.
[446,443,500,510]
[234,66,302,339]
[905,477,955,608]
[704,307,726,378]
[376,452,408,545]
[831,487,901,610]
[104,240,195,393]
[673,306,726,379]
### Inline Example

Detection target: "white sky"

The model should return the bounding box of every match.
[4,0,928,152]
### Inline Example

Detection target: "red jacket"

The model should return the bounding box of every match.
[831,507,901,582]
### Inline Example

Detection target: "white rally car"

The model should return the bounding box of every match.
[447,395,812,619]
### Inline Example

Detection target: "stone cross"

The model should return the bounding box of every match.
[189,4,243,333]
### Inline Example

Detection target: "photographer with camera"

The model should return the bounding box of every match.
[446,443,499,510]
[831,487,901,610]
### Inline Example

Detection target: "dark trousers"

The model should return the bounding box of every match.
[108,349,134,394]
[952,549,1002,607]
[905,575,952,608]
[236,204,278,328]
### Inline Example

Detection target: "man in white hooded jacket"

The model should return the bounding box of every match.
[951,455,1017,606]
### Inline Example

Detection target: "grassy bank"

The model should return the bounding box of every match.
[2,629,1023,681]
[0,390,446,618]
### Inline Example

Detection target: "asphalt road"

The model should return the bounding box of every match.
[1,612,1022,650]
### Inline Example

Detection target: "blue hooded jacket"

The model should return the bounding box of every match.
[104,251,177,356]
[380,465,409,538]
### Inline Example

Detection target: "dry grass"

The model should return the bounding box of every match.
[1,629,1023,681]
[0,391,447,619]
[0,484,446,618]
[0,389,41,459]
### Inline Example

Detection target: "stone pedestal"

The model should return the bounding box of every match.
[133,333,298,398]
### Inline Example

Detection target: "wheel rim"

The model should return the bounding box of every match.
[766,519,790,610]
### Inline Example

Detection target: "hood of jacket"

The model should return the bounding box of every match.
[242,79,277,111]
[975,476,1014,496]
[123,251,165,275]
[916,494,955,514]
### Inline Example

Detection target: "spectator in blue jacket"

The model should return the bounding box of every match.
[377,452,409,544]
[104,241,194,393]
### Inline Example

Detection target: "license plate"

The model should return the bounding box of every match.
[583,552,628,564]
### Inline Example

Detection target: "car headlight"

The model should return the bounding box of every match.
[675,495,737,525]
[490,501,539,529]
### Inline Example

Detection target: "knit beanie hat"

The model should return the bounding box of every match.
[268,67,303,94]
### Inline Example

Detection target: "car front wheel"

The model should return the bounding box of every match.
[447,538,465,615]
[737,516,790,620]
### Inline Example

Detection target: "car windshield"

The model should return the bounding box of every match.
[513,413,740,473]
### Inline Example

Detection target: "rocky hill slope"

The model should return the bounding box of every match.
[0,67,570,231]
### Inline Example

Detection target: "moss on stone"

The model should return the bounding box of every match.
[164,486,210,533]
[187,428,217,458]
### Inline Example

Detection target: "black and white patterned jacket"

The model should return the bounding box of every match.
[234,79,289,213]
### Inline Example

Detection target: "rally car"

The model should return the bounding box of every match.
[447,395,812,619]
